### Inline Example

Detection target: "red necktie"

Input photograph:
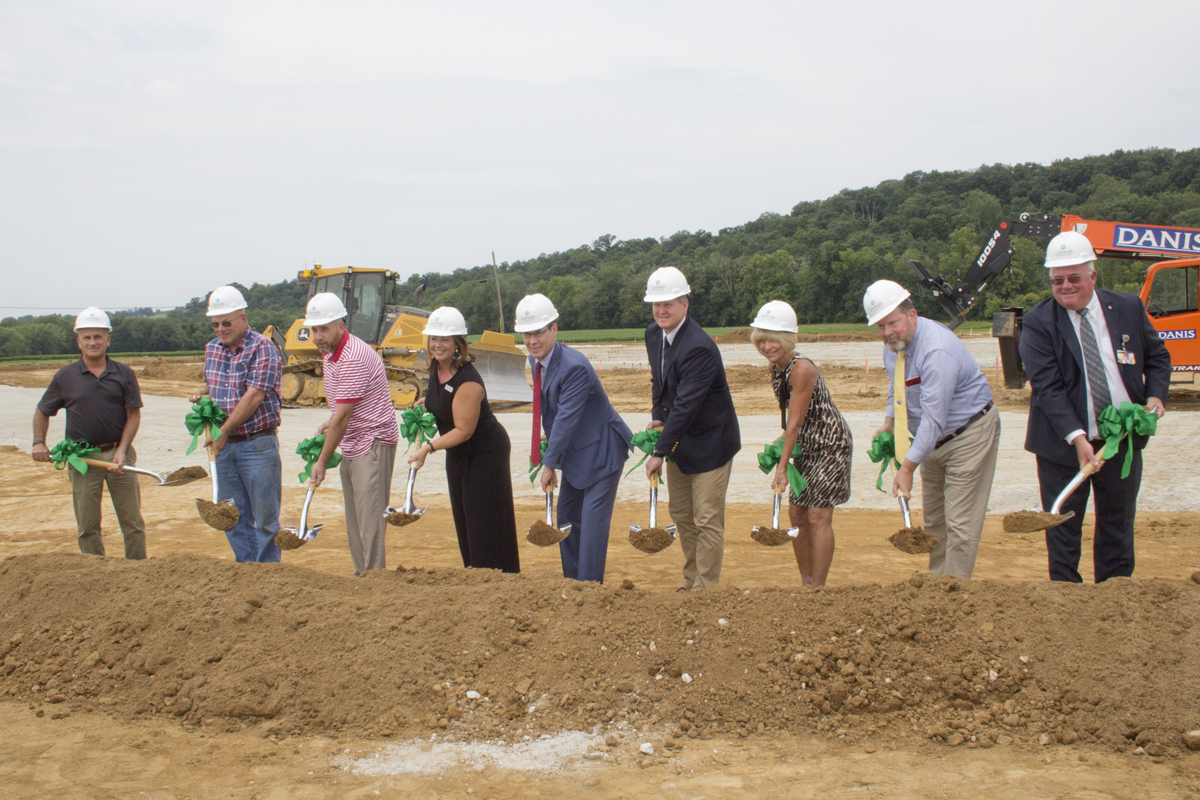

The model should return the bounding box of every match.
[531,361,543,466]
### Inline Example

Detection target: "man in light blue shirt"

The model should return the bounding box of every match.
[866,280,1000,578]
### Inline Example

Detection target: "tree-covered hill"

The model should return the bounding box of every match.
[3,146,1197,357]
[415,147,1200,333]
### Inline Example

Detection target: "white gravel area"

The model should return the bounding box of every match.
[4,385,1196,514]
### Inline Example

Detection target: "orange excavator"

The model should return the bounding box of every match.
[909,213,1200,388]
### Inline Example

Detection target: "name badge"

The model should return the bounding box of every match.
[905,376,921,387]
[445,385,454,393]
[1117,334,1136,365]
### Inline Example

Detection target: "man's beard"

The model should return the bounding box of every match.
[886,338,907,354]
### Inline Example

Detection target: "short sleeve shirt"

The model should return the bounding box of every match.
[323,331,399,459]
[37,358,143,445]
[204,329,282,436]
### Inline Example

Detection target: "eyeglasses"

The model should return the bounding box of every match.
[1050,274,1088,286]
[210,320,236,330]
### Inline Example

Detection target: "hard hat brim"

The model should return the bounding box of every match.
[866,298,909,326]
[513,313,559,333]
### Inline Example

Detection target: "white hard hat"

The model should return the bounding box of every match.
[750,300,798,333]
[423,306,468,336]
[1044,231,1096,268]
[206,285,248,316]
[513,293,559,332]
[74,307,111,331]
[863,280,912,325]
[644,266,691,302]
[303,292,348,327]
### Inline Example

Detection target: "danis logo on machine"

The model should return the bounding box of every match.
[1158,329,1196,341]
[297,327,311,343]
[1113,225,1200,255]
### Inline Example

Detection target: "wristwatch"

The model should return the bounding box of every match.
[32,440,45,446]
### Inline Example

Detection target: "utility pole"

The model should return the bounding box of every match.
[491,251,505,333]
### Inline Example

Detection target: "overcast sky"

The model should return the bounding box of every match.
[3,1,1199,316]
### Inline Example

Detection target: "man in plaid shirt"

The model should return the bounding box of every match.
[191,285,284,562]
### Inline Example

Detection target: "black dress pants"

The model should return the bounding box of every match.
[1035,437,1142,583]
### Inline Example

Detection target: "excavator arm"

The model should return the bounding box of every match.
[908,214,1064,330]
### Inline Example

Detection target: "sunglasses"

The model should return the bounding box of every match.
[1050,274,1088,286]
[210,319,236,330]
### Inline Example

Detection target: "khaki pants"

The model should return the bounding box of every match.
[340,440,396,575]
[666,458,733,590]
[920,405,1000,579]
[67,445,146,560]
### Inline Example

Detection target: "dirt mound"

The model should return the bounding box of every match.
[138,358,204,381]
[526,520,567,547]
[888,527,939,554]
[196,499,239,531]
[2,553,1196,755]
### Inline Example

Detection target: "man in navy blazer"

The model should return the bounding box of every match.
[517,294,632,583]
[1019,231,1170,583]
[641,267,741,591]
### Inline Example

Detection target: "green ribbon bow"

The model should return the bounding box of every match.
[624,429,673,478]
[1097,402,1159,479]
[48,439,101,474]
[528,440,549,483]
[756,441,808,497]
[295,435,343,483]
[866,432,902,492]
[400,407,438,454]
[184,397,228,455]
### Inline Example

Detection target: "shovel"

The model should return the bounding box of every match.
[887,495,939,554]
[276,484,323,550]
[629,472,676,554]
[1002,458,1103,533]
[75,458,168,486]
[385,467,427,527]
[195,442,239,531]
[526,489,572,546]
[751,485,799,546]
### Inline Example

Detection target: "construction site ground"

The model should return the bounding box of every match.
[0,338,1198,799]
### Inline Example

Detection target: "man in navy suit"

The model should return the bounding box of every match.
[641,267,741,591]
[1019,230,1170,583]
[517,294,633,583]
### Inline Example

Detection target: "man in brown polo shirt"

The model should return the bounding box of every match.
[32,307,146,559]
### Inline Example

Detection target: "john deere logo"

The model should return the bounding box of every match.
[297,328,311,342]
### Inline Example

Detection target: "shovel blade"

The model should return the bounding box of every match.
[558,523,572,535]
[629,524,643,534]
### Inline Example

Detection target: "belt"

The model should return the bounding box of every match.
[227,427,277,444]
[90,443,119,452]
[934,401,994,450]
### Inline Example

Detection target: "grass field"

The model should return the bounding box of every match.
[0,350,205,366]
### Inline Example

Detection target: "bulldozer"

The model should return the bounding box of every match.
[263,265,532,408]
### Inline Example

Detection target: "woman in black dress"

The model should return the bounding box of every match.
[751,301,852,586]
[408,307,520,573]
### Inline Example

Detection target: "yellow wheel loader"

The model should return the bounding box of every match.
[263,265,531,409]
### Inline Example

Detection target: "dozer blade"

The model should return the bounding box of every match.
[471,331,532,403]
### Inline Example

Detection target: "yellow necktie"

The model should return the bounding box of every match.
[893,350,910,463]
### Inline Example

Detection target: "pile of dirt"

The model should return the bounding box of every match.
[196,500,239,531]
[138,358,204,382]
[3,554,1194,756]
[750,526,793,547]
[629,527,675,554]
[888,527,939,554]
[526,520,567,547]
[165,466,208,484]
[385,510,423,528]
[1003,511,1070,534]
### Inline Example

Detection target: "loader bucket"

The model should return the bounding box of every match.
[472,331,533,403]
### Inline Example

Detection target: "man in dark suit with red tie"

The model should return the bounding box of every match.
[641,267,741,591]
[1019,231,1171,583]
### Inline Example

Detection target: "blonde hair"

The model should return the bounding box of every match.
[751,327,797,357]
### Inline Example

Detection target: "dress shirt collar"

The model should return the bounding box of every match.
[663,316,687,346]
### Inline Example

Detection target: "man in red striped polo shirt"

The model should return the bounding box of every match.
[305,293,400,575]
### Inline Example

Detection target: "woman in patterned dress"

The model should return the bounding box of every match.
[750,301,853,586]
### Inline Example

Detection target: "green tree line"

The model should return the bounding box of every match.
[4,147,1199,357]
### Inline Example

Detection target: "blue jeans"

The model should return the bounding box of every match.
[216,434,282,563]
